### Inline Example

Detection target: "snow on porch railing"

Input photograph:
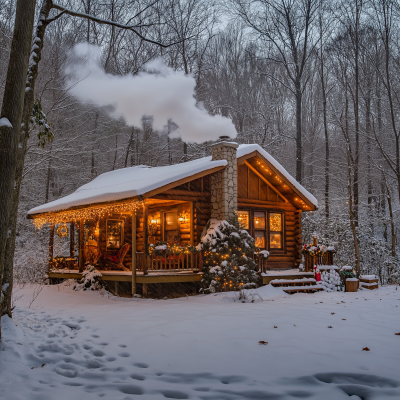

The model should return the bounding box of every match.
[303,244,336,272]
[135,251,202,274]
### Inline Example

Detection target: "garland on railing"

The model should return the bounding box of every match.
[148,241,200,257]
[302,243,336,256]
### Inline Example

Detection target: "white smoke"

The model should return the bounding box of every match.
[66,43,237,143]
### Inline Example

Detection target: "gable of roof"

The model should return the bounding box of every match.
[237,144,318,210]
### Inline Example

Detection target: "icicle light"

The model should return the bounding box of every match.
[31,199,144,228]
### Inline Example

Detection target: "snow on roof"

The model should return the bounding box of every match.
[28,142,317,216]
[237,144,318,207]
[28,157,226,215]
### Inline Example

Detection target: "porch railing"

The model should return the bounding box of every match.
[136,251,202,274]
[304,253,334,272]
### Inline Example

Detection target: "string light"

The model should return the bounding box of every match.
[32,199,144,228]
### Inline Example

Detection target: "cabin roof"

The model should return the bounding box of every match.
[27,144,318,217]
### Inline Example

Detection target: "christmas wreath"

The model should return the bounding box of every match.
[57,223,69,238]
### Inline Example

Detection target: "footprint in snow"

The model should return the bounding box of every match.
[118,352,130,358]
[160,390,189,399]
[130,374,146,381]
[91,349,105,357]
[133,362,149,368]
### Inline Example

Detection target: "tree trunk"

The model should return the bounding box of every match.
[345,94,360,277]
[0,0,36,331]
[2,0,52,323]
[320,48,329,220]
[295,84,302,183]
[91,112,98,178]
[124,128,134,168]
[183,142,188,162]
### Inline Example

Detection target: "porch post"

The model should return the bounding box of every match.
[131,209,137,295]
[70,221,75,257]
[48,223,55,270]
[294,210,303,269]
[189,201,194,245]
[143,203,149,275]
[78,219,84,272]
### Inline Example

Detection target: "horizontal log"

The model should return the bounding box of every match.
[153,194,208,202]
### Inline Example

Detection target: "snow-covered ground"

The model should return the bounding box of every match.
[1,283,400,400]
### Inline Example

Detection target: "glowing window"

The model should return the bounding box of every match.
[255,231,266,248]
[238,211,249,229]
[254,211,266,229]
[270,233,282,249]
[270,213,282,232]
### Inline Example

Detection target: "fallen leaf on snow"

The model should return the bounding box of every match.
[259,341,268,345]
[342,319,346,320]
[331,312,335,315]
[395,333,400,336]
[274,326,278,328]
[328,326,333,328]
[362,347,370,351]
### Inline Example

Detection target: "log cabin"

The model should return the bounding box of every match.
[27,139,318,296]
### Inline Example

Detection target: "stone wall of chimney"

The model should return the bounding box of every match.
[210,141,238,221]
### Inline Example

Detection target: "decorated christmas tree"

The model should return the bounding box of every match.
[199,218,267,293]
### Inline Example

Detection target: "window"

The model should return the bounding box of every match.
[238,211,249,229]
[254,211,266,248]
[269,213,283,249]
[238,209,285,251]
[164,211,179,242]
[106,219,124,250]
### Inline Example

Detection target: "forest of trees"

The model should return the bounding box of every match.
[1,0,399,295]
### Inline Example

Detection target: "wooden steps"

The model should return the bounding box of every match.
[360,276,379,290]
[271,278,316,287]
[283,286,323,294]
[262,271,314,285]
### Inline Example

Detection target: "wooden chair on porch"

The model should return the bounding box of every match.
[102,243,131,271]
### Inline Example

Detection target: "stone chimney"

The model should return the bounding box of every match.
[210,136,239,221]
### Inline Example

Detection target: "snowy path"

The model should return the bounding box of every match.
[1,284,400,400]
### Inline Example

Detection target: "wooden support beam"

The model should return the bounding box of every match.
[143,204,148,275]
[70,222,75,257]
[131,209,137,295]
[143,283,148,297]
[78,220,84,272]
[190,201,194,245]
[48,223,55,270]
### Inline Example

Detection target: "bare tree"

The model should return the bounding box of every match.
[0,0,36,336]
[231,0,319,182]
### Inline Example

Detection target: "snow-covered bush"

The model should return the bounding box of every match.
[199,219,260,293]
[73,265,104,291]
[319,269,342,292]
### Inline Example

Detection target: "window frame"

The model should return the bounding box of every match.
[106,219,124,250]
[238,209,286,253]
[268,212,285,252]
[161,209,180,242]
